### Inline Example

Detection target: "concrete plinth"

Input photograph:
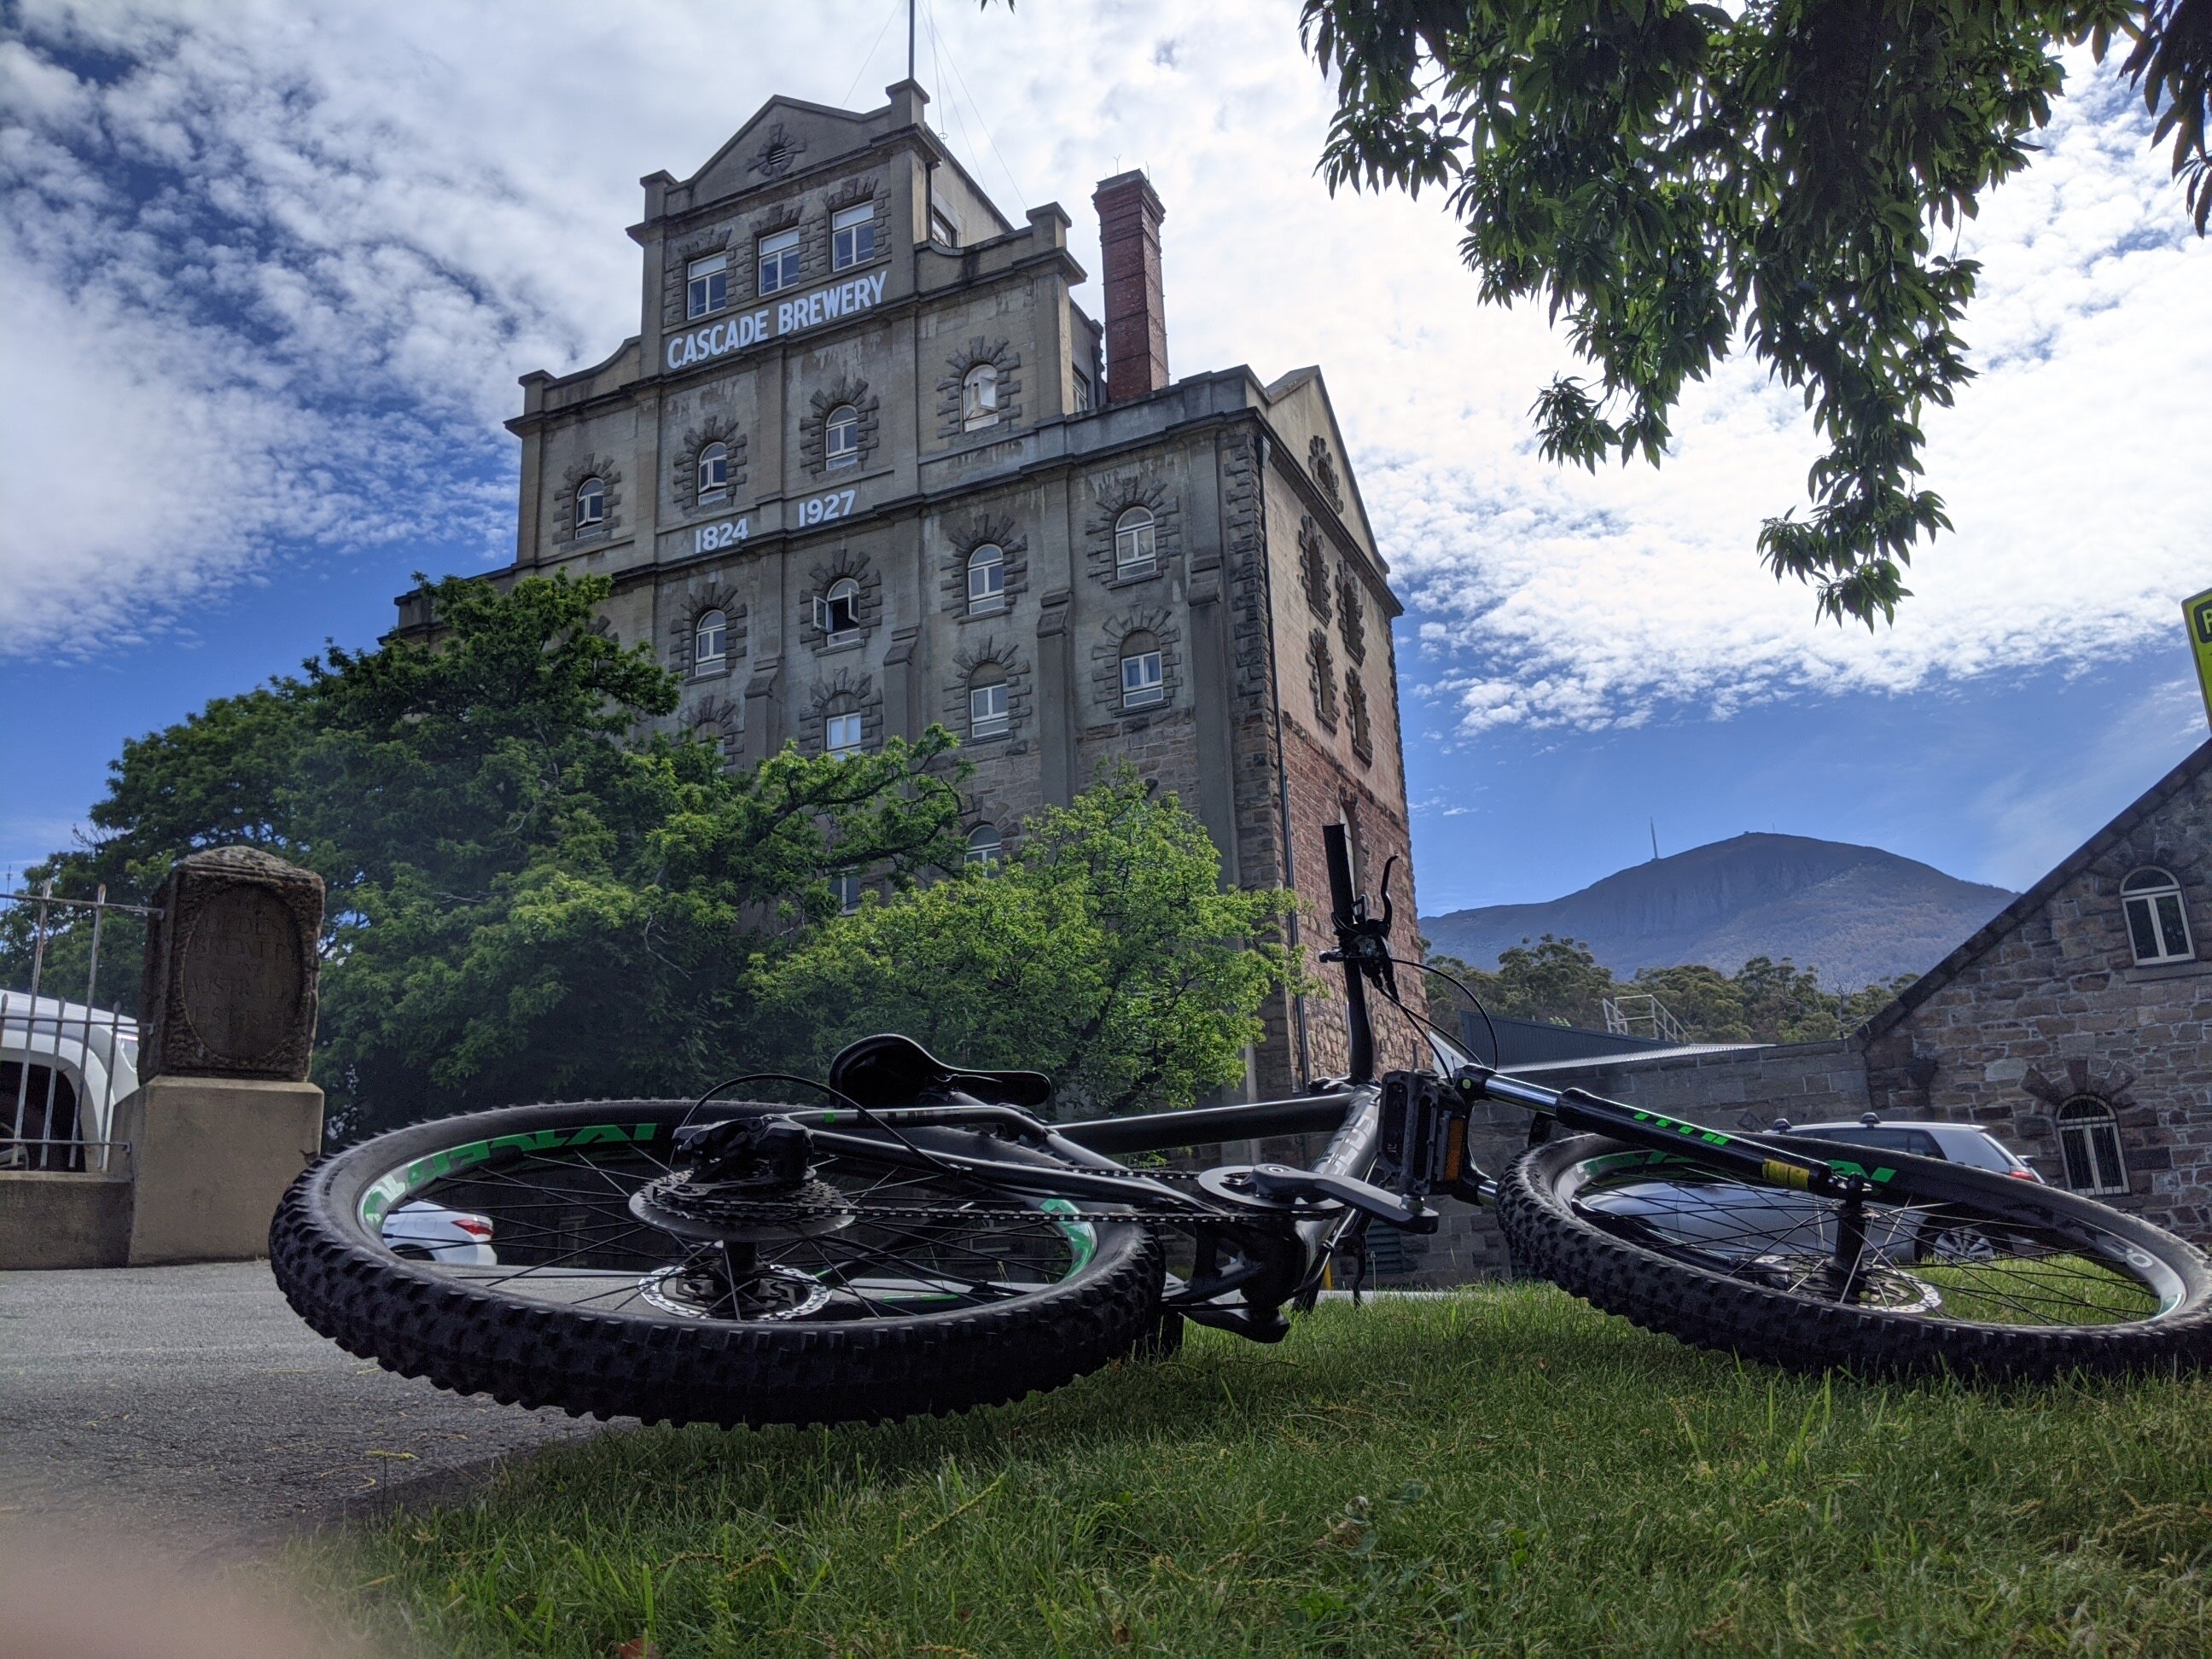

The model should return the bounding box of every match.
[118,1077,323,1266]
[0,1171,133,1268]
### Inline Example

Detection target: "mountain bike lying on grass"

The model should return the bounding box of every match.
[271,828,2212,1427]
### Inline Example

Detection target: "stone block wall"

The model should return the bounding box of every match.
[1865,767,2212,1242]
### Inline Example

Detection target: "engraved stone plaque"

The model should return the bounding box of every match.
[140,847,324,1080]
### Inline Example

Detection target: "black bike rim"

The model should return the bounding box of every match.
[352,1112,1102,1324]
[1557,1147,2186,1329]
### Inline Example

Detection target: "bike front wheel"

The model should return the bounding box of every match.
[1499,1132,2212,1381]
[271,1100,1162,1428]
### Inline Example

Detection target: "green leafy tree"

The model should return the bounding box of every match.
[750,771,1295,1117]
[1627,963,1754,1043]
[4,573,966,1134]
[1301,1,2211,624]
[1423,937,1918,1045]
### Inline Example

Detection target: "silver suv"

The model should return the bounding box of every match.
[1774,1114,2041,1182]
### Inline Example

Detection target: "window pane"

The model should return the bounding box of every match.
[2089,1123,2124,1190]
[826,406,860,466]
[2125,895,2164,961]
[827,713,864,754]
[966,825,1001,866]
[832,205,876,272]
[695,609,726,664]
[2153,893,2190,958]
[760,229,800,295]
[2060,1126,2094,1190]
[1121,650,1163,705]
[967,545,1004,608]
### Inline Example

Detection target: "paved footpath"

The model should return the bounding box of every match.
[0,1261,614,1552]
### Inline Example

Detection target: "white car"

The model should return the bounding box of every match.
[0,991,137,1173]
[380,1200,497,1265]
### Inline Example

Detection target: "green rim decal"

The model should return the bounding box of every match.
[359,1122,660,1231]
[1040,1196,1097,1273]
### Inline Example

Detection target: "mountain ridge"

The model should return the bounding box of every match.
[1419,832,2016,990]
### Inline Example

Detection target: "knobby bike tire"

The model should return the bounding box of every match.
[270,1100,1164,1428]
[1498,1132,2212,1382]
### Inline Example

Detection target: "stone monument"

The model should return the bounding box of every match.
[119,847,327,1264]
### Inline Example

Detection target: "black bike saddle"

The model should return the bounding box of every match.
[826,1033,1052,1110]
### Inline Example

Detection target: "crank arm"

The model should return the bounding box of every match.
[1243,1163,1439,1233]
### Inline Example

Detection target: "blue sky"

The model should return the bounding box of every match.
[3,1,2208,915]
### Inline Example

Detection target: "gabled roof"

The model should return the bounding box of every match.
[1859,737,2212,1042]
[678,94,886,206]
[1260,364,1387,575]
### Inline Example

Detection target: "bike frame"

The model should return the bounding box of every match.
[775,824,1851,1341]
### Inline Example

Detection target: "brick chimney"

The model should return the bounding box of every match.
[1093,170,1168,403]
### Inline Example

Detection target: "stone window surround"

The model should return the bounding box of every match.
[1307,628,1339,731]
[669,584,749,680]
[551,455,623,548]
[936,336,1023,441]
[1298,515,1331,620]
[1093,606,1181,720]
[1336,564,1368,664]
[1085,474,1179,591]
[1345,666,1374,764]
[672,419,748,515]
[946,635,1031,746]
[807,667,882,757]
[802,377,882,477]
[680,691,744,765]
[800,552,881,652]
[941,511,1030,620]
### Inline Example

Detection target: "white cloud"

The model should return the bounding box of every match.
[0,1,2203,738]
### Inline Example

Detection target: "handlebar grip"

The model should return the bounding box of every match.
[1322,823,1357,927]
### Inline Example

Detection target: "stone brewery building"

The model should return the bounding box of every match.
[396,84,1423,1094]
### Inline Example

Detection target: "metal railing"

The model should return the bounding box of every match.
[1601,992,1688,1045]
[2,882,154,1176]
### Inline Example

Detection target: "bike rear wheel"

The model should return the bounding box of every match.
[1499,1132,2212,1381]
[271,1100,1162,1428]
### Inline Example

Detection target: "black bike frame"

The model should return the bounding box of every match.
[770,822,1848,1333]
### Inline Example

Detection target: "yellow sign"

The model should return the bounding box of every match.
[2192,586,2212,731]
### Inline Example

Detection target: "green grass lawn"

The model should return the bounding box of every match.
[306,1287,2212,1656]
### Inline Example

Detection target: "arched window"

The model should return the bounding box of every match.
[574,476,606,533]
[817,577,861,638]
[962,363,999,430]
[1120,632,1165,709]
[2057,1096,2129,1196]
[966,824,1003,867]
[966,544,1005,614]
[2121,867,2193,965]
[692,608,728,672]
[969,666,1010,738]
[825,405,861,469]
[1114,506,1155,575]
[697,441,729,502]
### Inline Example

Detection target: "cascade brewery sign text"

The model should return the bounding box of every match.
[665,270,890,371]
